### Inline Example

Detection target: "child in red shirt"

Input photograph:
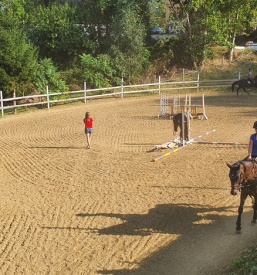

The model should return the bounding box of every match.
[83,112,93,149]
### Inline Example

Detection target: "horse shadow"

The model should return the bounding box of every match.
[76,203,238,275]
[76,203,236,274]
[77,203,232,237]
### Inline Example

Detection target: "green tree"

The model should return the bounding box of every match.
[33,58,68,93]
[0,1,38,97]
[27,3,95,68]
[109,7,150,83]
[80,54,117,88]
[166,0,257,67]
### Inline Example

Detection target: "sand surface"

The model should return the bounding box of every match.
[1,91,257,275]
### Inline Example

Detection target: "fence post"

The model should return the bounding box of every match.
[182,68,185,81]
[197,74,200,92]
[46,86,50,110]
[238,72,241,79]
[121,77,124,99]
[13,90,17,114]
[84,82,87,103]
[0,91,3,117]
[158,76,161,95]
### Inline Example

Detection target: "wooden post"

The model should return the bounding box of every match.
[84,82,87,103]
[0,91,3,117]
[46,86,50,110]
[158,76,161,95]
[121,78,124,99]
[13,89,17,115]
[197,74,200,92]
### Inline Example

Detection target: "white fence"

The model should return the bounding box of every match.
[0,74,239,117]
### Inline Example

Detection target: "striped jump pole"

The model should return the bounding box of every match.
[192,141,248,146]
[152,145,188,162]
[186,129,216,144]
[152,129,216,162]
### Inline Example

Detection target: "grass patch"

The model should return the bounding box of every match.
[228,245,257,275]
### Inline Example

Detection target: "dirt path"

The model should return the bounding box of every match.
[1,92,257,275]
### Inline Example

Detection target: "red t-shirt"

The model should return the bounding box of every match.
[84,118,93,128]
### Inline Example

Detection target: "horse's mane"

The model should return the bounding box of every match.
[230,160,256,174]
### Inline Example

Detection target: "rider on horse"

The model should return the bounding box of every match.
[248,68,254,85]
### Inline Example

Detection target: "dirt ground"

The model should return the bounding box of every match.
[1,91,257,275]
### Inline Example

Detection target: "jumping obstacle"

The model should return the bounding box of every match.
[155,137,181,150]
[171,93,207,120]
[159,93,169,117]
[159,93,208,120]
[152,144,188,162]
[155,111,191,151]
[152,129,216,162]
[186,129,216,144]
[192,141,248,146]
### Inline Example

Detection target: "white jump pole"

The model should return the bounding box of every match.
[187,110,191,141]
[201,93,208,120]
[188,94,193,119]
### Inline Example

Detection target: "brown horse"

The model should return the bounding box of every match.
[227,160,257,231]
[173,113,189,141]
[232,76,257,95]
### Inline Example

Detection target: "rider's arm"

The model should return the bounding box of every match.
[248,139,253,158]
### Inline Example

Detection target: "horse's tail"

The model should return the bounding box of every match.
[232,81,238,92]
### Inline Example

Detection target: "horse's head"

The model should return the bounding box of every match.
[227,162,243,195]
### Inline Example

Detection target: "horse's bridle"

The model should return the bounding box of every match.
[230,162,257,191]
[229,169,243,191]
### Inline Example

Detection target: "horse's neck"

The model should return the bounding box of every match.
[242,162,257,181]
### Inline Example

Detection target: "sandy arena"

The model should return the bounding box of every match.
[1,91,257,275]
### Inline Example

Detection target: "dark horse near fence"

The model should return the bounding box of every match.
[232,76,257,95]
[173,113,189,141]
[227,160,257,231]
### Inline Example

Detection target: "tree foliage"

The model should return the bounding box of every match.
[0,1,38,97]
[80,54,117,88]
[1,0,257,97]
[27,3,95,67]
[166,0,257,66]
[109,6,150,83]
[33,58,68,93]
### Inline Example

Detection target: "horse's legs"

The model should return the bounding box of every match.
[243,86,250,95]
[252,196,257,223]
[236,194,247,231]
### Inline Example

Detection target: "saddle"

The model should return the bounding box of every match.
[247,80,255,86]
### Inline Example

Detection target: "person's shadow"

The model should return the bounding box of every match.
[76,203,236,275]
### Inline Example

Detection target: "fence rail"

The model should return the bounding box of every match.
[0,74,239,117]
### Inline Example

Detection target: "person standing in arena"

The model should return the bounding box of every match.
[83,112,93,149]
